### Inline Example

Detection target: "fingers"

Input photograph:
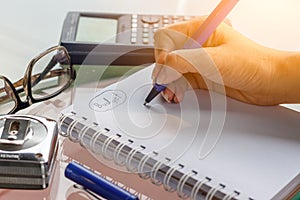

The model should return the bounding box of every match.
[151,46,227,104]
[152,47,216,85]
[162,87,185,104]
[161,76,190,103]
[154,28,188,53]
[183,73,208,90]
[153,18,206,64]
[152,17,235,85]
[152,49,201,84]
[153,17,233,61]
[153,28,190,83]
[152,52,193,84]
[151,51,168,81]
[161,88,175,103]
[151,15,285,106]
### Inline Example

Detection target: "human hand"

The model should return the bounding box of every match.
[152,16,297,105]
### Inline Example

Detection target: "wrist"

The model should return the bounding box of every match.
[278,52,300,104]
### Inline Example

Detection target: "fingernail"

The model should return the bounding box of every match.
[161,92,171,103]
[174,96,179,103]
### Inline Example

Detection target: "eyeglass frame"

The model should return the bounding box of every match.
[0,45,75,114]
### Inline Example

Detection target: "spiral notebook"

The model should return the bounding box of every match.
[59,65,300,200]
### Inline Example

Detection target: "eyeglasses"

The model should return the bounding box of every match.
[0,45,75,114]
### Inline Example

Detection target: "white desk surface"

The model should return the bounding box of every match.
[0,0,300,199]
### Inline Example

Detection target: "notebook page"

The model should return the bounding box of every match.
[70,65,211,161]
[64,64,300,199]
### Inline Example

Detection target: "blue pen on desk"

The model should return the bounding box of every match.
[144,0,239,105]
[65,161,139,200]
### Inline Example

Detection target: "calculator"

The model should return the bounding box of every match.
[59,12,198,65]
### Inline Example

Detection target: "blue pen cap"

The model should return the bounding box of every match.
[65,161,139,200]
[154,83,167,92]
[144,83,167,104]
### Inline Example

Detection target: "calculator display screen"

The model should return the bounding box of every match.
[76,16,118,43]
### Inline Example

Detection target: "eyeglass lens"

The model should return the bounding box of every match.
[0,78,17,114]
[0,47,72,114]
[31,49,71,100]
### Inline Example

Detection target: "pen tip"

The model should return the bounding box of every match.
[143,102,147,106]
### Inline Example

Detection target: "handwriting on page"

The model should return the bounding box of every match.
[89,90,126,112]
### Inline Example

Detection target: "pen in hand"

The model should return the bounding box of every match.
[144,83,166,105]
[143,0,239,105]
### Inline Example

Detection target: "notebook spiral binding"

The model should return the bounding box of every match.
[58,112,241,200]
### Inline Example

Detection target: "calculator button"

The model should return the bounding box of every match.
[131,18,138,23]
[143,28,149,33]
[131,27,137,33]
[142,33,149,38]
[131,37,137,44]
[163,19,169,24]
[131,32,137,38]
[142,23,149,28]
[131,23,138,28]
[142,38,149,44]
[153,23,159,28]
[141,15,160,24]
[132,14,138,19]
